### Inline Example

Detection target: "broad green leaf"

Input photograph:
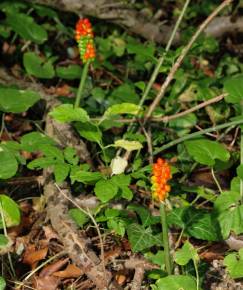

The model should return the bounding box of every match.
[64,147,79,165]
[38,144,64,162]
[0,234,8,248]
[0,194,20,228]
[214,191,239,213]
[94,179,118,203]
[0,88,40,113]
[127,204,159,227]
[107,218,126,236]
[23,52,55,79]
[0,276,6,290]
[168,207,221,241]
[69,208,89,228]
[27,157,55,170]
[49,104,89,123]
[75,122,102,143]
[145,251,165,267]
[224,249,243,279]
[6,12,47,44]
[0,146,18,179]
[21,132,55,152]
[109,83,139,104]
[126,223,161,252]
[236,164,243,180]
[0,24,10,38]
[156,275,197,290]
[224,74,243,103]
[54,163,70,183]
[175,241,199,266]
[56,65,82,80]
[103,103,141,118]
[184,139,230,166]
[111,174,131,188]
[70,169,102,184]
[114,139,143,151]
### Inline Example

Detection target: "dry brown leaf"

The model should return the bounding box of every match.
[39,258,69,278]
[53,264,83,278]
[43,226,59,242]
[23,246,48,267]
[56,84,71,96]
[34,275,60,290]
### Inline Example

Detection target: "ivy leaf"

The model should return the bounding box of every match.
[94,179,118,202]
[0,195,20,228]
[184,139,230,166]
[175,241,199,266]
[126,223,161,252]
[0,88,40,113]
[155,275,197,290]
[114,139,143,152]
[49,104,89,123]
[224,249,243,279]
[23,52,55,79]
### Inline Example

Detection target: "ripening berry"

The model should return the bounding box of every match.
[75,18,95,63]
[151,158,172,202]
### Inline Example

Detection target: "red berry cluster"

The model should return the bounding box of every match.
[151,158,172,202]
[75,18,95,63]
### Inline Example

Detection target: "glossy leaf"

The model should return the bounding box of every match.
[0,194,20,228]
[0,145,18,179]
[49,104,89,123]
[56,65,82,80]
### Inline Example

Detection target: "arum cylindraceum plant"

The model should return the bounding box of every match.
[151,158,172,275]
[74,18,95,108]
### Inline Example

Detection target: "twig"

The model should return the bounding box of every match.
[131,267,144,290]
[154,118,243,154]
[144,0,232,121]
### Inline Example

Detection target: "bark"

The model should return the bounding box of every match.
[25,0,241,44]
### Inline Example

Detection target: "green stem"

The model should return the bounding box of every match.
[193,260,200,290]
[74,60,90,108]
[154,119,243,154]
[160,202,172,275]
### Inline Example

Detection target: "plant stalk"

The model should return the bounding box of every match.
[74,60,90,108]
[160,202,172,275]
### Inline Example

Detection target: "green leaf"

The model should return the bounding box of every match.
[127,204,159,227]
[114,139,143,151]
[103,103,141,118]
[126,223,161,252]
[0,234,8,248]
[27,157,55,170]
[75,122,102,143]
[0,276,6,290]
[56,65,82,80]
[38,144,64,162]
[175,241,199,266]
[69,208,89,228]
[20,132,55,152]
[49,104,89,123]
[224,74,243,103]
[0,146,18,179]
[6,12,47,44]
[70,169,102,184]
[94,179,118,202]
[156,275,197,290]
[0,195,20,228]
[145,251,165,267]
[224,249,243,279]
[54,163,70,183]
[0,88,40,113]
[64,147,79,165]
[23,52,55,79]
[109,84,139,104]
[237,164,243,180]
[184,139,230,166]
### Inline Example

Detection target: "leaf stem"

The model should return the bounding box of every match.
[74,60,90,108]
[211,167,223,194]
[193,259,200,290]
[160,202,172,275]
[154,119,243,154]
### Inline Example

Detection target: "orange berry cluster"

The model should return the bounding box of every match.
[75,18,95,63]
[151,158,172,202]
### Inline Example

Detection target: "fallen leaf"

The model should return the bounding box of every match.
[43,226,59,242]
[34,275,60,290]
[23,246,48,268]
[39,258,69,278]
[53,264,83,278]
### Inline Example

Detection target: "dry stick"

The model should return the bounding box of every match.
[54,183,107,284]
[144,0,233,122]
